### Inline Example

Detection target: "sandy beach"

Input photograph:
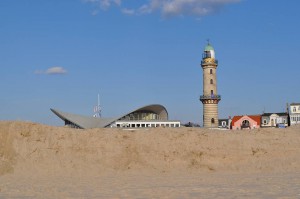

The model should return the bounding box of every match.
[1,121,300,198]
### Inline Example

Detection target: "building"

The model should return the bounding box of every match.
[218,118,231,129]
[51,104,180,129]
[199,41,221,128]
[261,113,289,128]
[231,115,261,130]
[289,103,300,126]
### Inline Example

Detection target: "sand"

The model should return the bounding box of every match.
[1,121,300,198]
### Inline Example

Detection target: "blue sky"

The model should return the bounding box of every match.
[1,0,300,126]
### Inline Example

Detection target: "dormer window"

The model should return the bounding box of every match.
[293,107,296,112]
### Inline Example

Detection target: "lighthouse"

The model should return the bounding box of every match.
[200,41,221,128]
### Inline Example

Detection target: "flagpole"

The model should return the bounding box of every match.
[98,93,101,118]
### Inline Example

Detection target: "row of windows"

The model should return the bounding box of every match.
[291,116,300,122]
[116,123,180,128]
[119,111,160,121]
[263,119,286,125]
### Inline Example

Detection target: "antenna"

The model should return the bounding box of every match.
[93,93,102,118]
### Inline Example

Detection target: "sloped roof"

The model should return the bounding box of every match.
[51,104,169,129]
[51,109,117,128]
[231,115,261,126]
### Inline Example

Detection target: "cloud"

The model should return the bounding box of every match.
[122,8,135,15]
[35,67,67,75]
[83,0,240,17]
[84,0,121,10]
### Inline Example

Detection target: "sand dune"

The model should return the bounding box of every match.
[1,121,300,198]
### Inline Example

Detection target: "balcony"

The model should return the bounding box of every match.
[200,95,221,101]
[201,59,218,65]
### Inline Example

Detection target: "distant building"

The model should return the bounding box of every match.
[261,113,289,128]
[231,115,261,130]
[51,104,180,129]
[218,118,231,129]
[289,103,300,126]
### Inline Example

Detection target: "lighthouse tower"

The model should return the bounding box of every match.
[200,41,221,128]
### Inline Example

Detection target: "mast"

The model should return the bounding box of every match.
[93,93,102,118]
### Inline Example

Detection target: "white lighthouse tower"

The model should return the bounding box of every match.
[200,41,221,128]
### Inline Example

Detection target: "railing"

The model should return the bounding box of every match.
[200,95,221,100]
[201,60,218,65]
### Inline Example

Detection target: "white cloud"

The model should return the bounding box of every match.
[122,8,135,15]
[83,0,240,17]
[35,67,67,75]
[84,0,121,10]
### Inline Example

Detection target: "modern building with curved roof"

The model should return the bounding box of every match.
[51,104,180,129]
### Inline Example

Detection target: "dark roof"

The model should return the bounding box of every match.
[261,112,288,117]
[290,103,300,105]
[218,119,229,121]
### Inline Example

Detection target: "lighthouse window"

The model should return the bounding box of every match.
[210,79,213,84]
[210,69,213,74]
[211,118,215,124]
[203,51,211,58]
[211,90,214,95]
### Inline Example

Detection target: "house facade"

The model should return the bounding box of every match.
[231,115,261,130]
[290,103,300,126]
[261,113,289,128]
[218,118,231,129]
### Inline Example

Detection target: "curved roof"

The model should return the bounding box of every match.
[119,104,168,120]
[51,104,169,129]
[205,43,214,51]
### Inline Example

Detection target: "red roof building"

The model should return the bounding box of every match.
[231,115,261,130]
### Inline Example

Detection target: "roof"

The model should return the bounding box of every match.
[261,112,288,117]
[231,115,261,126]
[205,43,214,51]
[51,104,169,129]
[290,103,300,106]
[51,109,117,128]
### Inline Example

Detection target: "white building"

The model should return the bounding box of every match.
[261,113,289,128]
[290,103,300,126]
[51,104,181,129]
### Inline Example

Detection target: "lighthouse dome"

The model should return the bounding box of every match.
[204,43,214,51]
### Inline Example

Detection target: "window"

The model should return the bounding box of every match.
[211,90,214,95]
[210,69,213,74]
[222,121,226,127]
[210,79,213,84]
[293,107,296,112]
[211,118,215,124]
[203,51,211,58]
[242,120,250,128]
[263,119,267,124]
